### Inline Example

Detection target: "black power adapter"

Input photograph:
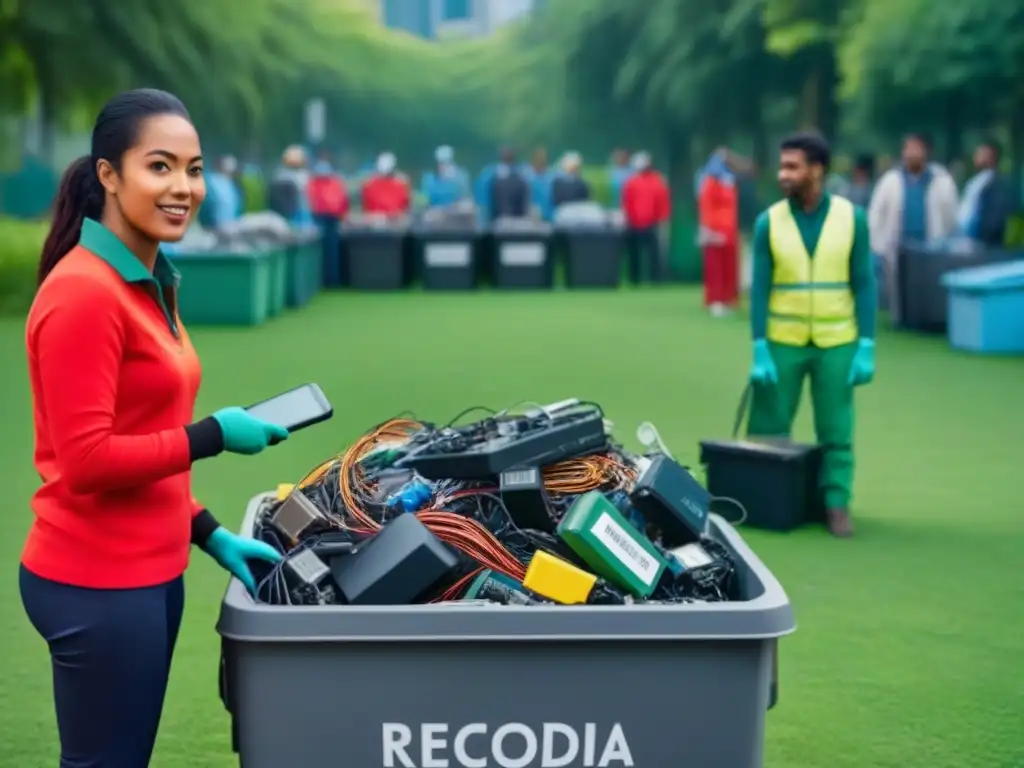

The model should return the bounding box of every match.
[330,513,459,605]
[629,455,711,546]
[499,467,556,532]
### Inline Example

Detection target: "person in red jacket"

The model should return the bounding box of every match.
[307,150,349,286]
[361,152,410,218]
[621,151,671,283]
[698,149,741,315]
[21,89,288,767]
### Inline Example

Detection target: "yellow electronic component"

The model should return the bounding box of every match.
[276,483,295,501]
[523,550,598,605]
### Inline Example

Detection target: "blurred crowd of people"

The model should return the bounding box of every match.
[694,134,1017,317]
[200,142,675,284]
[194,133,1017,308]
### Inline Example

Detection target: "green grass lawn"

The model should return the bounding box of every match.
[0,287,1021,767]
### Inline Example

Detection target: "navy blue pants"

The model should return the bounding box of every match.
[316,215,342,287]
[20,565,185,768]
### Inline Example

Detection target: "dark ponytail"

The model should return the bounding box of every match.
[37,88,192,286]
[38,156,105,285]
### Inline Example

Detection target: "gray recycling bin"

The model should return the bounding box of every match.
[560,223,625,288]
[344,219,409,291]
[217,492,795,768]
[897,243,1022,332]
[414,218,481,290]
[492,218,555,289]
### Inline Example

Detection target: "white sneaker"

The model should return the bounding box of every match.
[709,303,729,317]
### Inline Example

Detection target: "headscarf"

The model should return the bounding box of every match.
[377,152,397,175]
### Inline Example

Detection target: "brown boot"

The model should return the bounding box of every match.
[826,508,854,538]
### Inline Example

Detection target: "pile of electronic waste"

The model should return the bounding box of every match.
[251,399,741,607]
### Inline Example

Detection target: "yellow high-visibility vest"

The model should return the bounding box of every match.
[767,197,858,348]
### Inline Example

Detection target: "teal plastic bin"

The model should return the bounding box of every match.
[941,259,1024,354]
[265,248,287,317]
[286,235,322,308]
[171,250,271,326]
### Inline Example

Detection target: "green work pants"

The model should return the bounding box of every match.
[748,341,857,509]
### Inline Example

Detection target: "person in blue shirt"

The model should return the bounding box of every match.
[609,148,633,208]
[200,155,242,228]
[421,145,468,208]
[957,139,1013,246]
[474,163,496,222]
[268,145,313,228]
[525,147,555,220]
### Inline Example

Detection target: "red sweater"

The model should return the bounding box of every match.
[622,170,671,229]
[23,219,223,589]
[698,175,739,244]
[362,175,410,217]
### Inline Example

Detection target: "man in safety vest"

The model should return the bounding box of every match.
[747,131,877,538]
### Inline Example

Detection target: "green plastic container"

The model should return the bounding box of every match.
[266,248,287,316]
[286,237,322,308]
[557,491,668,598]
[171,250,271,326]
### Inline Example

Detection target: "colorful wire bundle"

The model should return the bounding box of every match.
[543,454,637,495]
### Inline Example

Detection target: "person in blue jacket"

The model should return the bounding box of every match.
[421,145,468,208]
[610,148,633,208]
[474,160,497,222]
[201,155,242,228]
[524,147,555,220]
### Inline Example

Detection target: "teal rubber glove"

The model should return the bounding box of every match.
[212,407,289,455]
[750,339,778,386]
[204,527,281,594]
[848,337,876,386]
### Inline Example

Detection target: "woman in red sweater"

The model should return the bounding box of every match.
[697,149,741,315]
[21,89,290,767]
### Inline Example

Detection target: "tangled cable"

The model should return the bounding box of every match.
[253,403,739,608]
[300,417,531,581]
[543,453,637,495]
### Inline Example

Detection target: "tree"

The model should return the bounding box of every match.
[846,0,1024,162]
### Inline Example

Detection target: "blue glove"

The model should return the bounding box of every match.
[749,339,778,385]
[847,338,876,386]
[212,407,289,455]
[203,527,282,594]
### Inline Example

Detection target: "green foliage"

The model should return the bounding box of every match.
[580,166,613,208]
[240,174,267,214]
[0,217,44,314]
[1006,214,1024,248]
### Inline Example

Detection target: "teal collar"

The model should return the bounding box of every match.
[79,218,181,335]
[79,217,181,288]
[789,191,830,217]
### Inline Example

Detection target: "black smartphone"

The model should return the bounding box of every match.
[246,383,333,434]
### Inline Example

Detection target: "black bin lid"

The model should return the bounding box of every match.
[700,437,818,462]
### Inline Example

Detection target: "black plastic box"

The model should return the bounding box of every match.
[492,219,554,289]
[897,243,1021,332]
[414,227,480,290]
[699,438,824,531]
[560,225,624,288]
[344,225,408,291]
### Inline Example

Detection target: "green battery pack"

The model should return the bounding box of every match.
[556,491,668,597]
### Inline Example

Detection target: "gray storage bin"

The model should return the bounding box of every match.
[217,492,796,768]
[413,225,481,290]
[897,243,1021,332]
[492,218,555,289]
[559,225,624,288]
[344,225,408,291]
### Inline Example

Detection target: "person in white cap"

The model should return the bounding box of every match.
[552,151,590,209]
[268,145,312,226]
[361,152,410,218]
[621,151,671,283]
